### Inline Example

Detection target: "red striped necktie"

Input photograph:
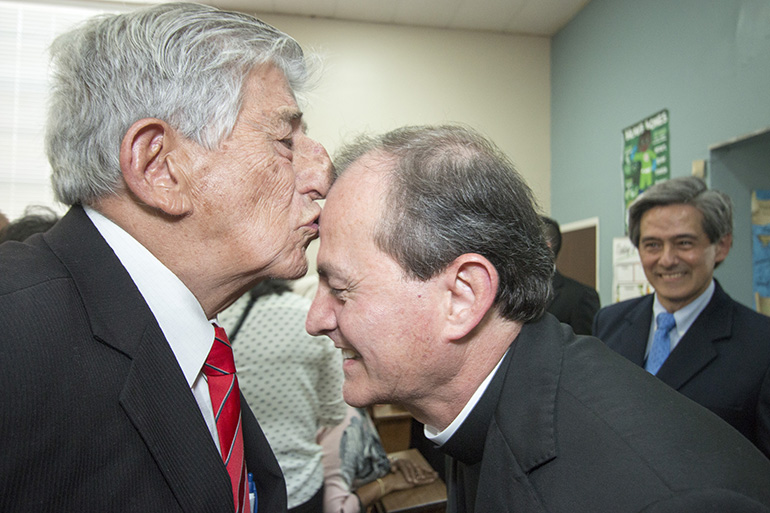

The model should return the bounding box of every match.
[204,326,251,512]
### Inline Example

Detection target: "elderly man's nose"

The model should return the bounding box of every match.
[297,137,333,199]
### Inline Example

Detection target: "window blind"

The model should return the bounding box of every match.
[0,1,124,221]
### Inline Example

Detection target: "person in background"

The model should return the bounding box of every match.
[318,405,438,513]
[593,176,770,458]
[0,3,332,511]
[306,124,770,512]
[219,278,347,512]
[0,205,59,243]
[541,215,600,335]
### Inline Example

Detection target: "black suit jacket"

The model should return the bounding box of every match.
[593,281,770,458]
[546,270,600,335]
[446,314,770,512]
[0,206,286,512]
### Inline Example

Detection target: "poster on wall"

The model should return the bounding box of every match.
[621,109,670,231]
[752,190,770,316]
[612,237,652,303]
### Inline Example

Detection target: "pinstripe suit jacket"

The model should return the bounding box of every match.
[0,205,286,512]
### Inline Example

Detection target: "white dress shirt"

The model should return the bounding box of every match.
[646,279,715,361]
[85,206,221,449]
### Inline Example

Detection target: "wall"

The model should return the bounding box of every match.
[551,0,770,308]
[256,14,551,205]
[252,14,551,276]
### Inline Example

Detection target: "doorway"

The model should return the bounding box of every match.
[709,127,770,311]
[556,217,599,291]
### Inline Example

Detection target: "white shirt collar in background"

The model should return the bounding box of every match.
[648,279,715,357]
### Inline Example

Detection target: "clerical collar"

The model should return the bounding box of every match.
[431,344,514,465]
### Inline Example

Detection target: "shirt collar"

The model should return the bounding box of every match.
[653,279,715,337]
[424,347,509,446]
[84,206,214,387]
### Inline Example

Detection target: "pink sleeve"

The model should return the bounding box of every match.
[318,406,364,513]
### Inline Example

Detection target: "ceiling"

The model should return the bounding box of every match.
[205,0,592,37]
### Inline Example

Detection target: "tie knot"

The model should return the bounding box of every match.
[204,326,236,376]
[656,312,676,333]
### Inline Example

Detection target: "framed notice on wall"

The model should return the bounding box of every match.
[621,109,670,231]
[612,237,652,303]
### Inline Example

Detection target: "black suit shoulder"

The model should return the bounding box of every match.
[0,235,90,352]
[0,234,71,294]
[592,293,650,340]
[547,271,600,335]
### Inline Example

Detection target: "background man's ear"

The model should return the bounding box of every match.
[715,233,733,263]
[442,253,499,342]
[119,118,192,216]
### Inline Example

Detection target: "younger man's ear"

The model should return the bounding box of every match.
[119,118,192,216]
[441,253,499,342]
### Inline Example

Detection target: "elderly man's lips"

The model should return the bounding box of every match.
[301,214,320,230]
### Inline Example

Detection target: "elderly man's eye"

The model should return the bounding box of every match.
[279,137,294,150]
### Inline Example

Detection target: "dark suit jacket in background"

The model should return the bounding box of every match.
[0,206,286,512]
[546,270,600,335]
[593,281,770,458]
[444,313,770,513]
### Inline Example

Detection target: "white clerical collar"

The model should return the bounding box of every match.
[424,348,509,446]
[84,206,214,387]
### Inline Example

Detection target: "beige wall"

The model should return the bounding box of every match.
[258,14,551,205]
[251,14,552,281]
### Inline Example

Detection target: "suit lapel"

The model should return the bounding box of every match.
[474,317,565,512]
[613,296,654,366]
[241,398,286,512]
[475,421,547,512]
[656,283,731,390]
[44,206,234,510]
[120,322,233,511]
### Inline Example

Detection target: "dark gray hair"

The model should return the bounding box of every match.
[628,176,733,247]
[334,125,553,323]
[46,2,314,206]
[0,206,59,243]
[540,216,562,259]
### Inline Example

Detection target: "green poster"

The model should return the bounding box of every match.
[622,109,670,229]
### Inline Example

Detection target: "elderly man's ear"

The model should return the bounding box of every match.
[119,118,193,216]
[440,253,499,342]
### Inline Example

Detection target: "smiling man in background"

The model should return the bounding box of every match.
[594,176,770,458]
[0,3,332,511]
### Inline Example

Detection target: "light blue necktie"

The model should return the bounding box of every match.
[646,312,676,375]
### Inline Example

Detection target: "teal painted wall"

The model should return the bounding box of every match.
[551,0,770,308]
